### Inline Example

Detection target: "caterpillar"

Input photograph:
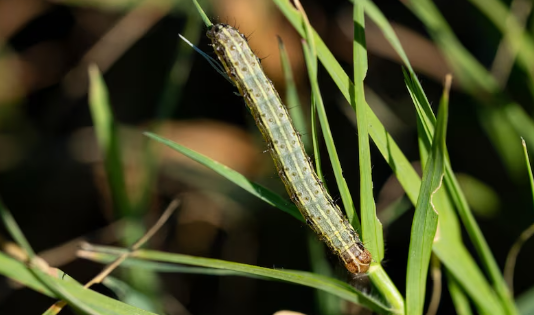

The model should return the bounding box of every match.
[207,23,371,274]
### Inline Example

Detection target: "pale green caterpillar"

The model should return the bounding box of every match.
[207,23,371,274]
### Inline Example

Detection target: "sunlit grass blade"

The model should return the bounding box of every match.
[344,2,509,312]
[405,77,449,315]
[0,252,157,315]
[0,199,35,258]
[368,266,404,314]
[80,245,394,314]
[352,0,383,261]
[348,5,402,310]
[189,0,211,27]
[0,200,103,315]
[272,0,422,206]
[78,248,264,278]
[144,132,302,221]
[349,1,515,312]
[88,65,130,217]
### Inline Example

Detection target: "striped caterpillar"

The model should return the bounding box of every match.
[207,23,371,274]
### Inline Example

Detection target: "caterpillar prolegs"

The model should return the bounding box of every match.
[207,23,371,274]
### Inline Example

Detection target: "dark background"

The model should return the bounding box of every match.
[0,0,532,314]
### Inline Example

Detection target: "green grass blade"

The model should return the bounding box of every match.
[264,5,506,313]
[272,0,421,207]
[297,10,400,309]
[89,65,161,308]
[301,34,360,230]
[0,253,157,315]
[368,266,405,314]
[79,250,257,277]
[88,65,130,217]
[446,271,474,315]
[81,245,394,314]
[0,199,104,315]
[523,138,534,210]
[189,0,211,27]
[405,81,448,315]
[144,132,302,221]
[351,2,516,312]
[433,241,504,315]
[307,234,342,315]
[353,0,383,261]
[503,139,534,293]
[0,199,35,257]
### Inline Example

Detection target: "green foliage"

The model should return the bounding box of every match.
[2,0,534,314]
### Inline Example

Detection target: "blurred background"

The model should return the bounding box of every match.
[0,0,533,314]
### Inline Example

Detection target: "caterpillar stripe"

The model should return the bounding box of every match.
[207,23,371,274]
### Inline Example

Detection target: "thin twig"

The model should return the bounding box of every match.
[44,198,181,314]
[504,223,534,295]
[426,253,442,315]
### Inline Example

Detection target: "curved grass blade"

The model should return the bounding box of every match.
[0,199,103,315]
[405,77,449,315]
[0,252,157,315]
[79,245,394,314]
[144,132,303,222]
[504,138,534,294]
